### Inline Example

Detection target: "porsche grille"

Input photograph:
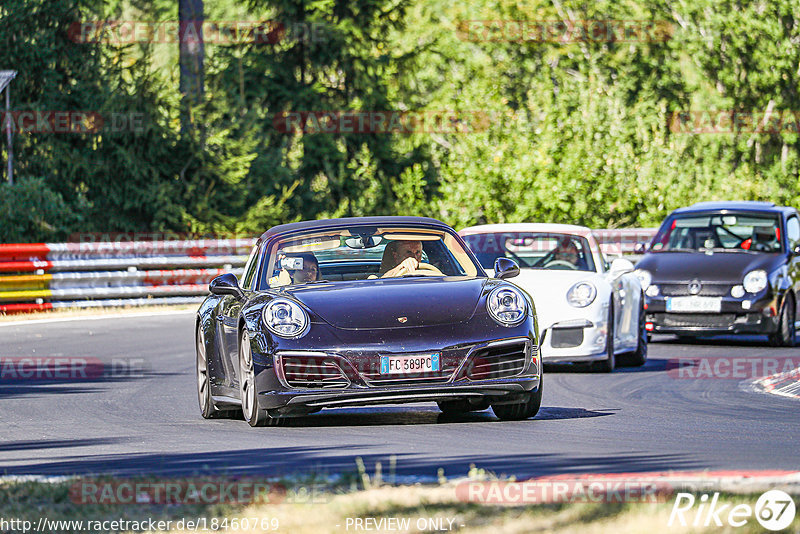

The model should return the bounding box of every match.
[466,341,530,380]
[281,356,349,389]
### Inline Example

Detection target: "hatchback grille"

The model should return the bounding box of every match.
[281,356,349,389]
[466,341,529,380]
[658,313,736,328]
[660,283,731,297]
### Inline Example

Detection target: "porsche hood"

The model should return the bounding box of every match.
[283,277,489,330]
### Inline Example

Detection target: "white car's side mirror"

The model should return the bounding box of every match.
[609,258,635,274]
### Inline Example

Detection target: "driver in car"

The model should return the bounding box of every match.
[552,237,588,269]
[379,240,423,278]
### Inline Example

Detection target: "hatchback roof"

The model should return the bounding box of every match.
[673,201,794,217]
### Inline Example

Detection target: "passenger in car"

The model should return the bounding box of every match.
[287,253,321,284]
[379,240,423,278]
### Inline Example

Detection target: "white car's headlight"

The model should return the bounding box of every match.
[487,286,527,326]
[262,298,309,338]
[567,281,597,307]
[743,270,768,293]
[633,269,652,290]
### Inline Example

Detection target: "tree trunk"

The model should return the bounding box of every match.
[179,0,204,134]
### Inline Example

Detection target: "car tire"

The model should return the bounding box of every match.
[491,379,542,421]
[621,297,648,367]
[769,295,796,347]
[592,304,615,373]
[437,399,490,414]
[239,330,271,427]
[196,327,236,419]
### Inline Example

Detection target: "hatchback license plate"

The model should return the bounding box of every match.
[666,296,722,313]
[380,353,440,375]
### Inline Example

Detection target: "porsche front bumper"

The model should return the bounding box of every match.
[252,336,540,415]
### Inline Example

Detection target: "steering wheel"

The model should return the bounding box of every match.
[542,259,578,270]
[409,262,444,276]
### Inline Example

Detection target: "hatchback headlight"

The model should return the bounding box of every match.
[262,298,309,338]
[743,270,767,293]
[567,281,597,307]
[487,286,527,326]
[633,269,652,290]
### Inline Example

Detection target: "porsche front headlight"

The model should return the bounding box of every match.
[567,281,597,307]
[262,298,309,338]
[487,286,527,326]
[743,270,768,293]
[633,269,652,290]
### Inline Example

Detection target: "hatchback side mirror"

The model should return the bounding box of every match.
[494,257,520,279]
[793,245,800,256]
[210,273,244,299]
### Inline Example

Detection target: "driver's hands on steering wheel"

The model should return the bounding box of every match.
[382,257,419,278]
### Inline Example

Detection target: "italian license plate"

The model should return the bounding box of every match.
[380,353,440,375]
[666,296,722,313]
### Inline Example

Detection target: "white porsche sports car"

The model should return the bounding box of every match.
[459,224,647,371]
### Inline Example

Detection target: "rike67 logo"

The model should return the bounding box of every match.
[668,490,796,531]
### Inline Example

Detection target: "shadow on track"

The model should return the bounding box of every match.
[0,447,702,480]
[650,334,771,347]
[0,437,132,452]
[0,370,180,400]
[544,359,669,374]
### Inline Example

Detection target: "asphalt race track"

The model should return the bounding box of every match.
[1,312,798,481]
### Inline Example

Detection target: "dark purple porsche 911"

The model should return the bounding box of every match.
[195,216,541,426]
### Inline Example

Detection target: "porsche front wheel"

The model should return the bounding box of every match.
[593,305,615,372]
[239,330,269,427]
[491,380,542,421]
[196,327,236,419]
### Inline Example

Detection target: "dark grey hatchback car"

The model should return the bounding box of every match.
[635,201,800,345]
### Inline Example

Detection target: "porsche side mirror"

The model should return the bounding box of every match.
[634,242,649,254]
[494,257,520,279]
[609,258,635,274]
[210,273,244,299]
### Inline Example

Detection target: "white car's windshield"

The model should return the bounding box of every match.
[462,232,596,272]
[259,226,480,288]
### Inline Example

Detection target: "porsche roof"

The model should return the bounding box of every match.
[458,223,594,237]
[259,216,452,241]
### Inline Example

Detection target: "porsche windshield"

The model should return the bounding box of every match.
[462,232,596,272]
[651,212,783,253]
[260,226,481,288]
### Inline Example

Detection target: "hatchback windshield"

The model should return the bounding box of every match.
[651,212,782,253]
[462,232,596,272]
[260,226,480,288]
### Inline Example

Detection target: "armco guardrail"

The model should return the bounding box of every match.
[0,239,255,314]
[0,229,657,315]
